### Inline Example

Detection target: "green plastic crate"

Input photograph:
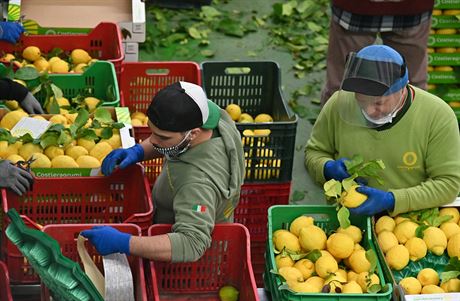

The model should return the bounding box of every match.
[0,61,120,108]
[265,205,393,301]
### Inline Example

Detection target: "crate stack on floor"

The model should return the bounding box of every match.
[428,1,460,122]
[0,24,150,300]
[201,61,298,287]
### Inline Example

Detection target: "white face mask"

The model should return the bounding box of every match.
[361,91,405,126]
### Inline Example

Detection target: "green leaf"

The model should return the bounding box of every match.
[434,215,454,227]
[342,177,356,192]
[48,100,60,114]
[39,132,59,149]
[444,256,460,272]
[324,179,341,198]
[337,206,351,229]
[188,27,202,39]
[415,224,429,238]
[100,127,113,139]
[281,3,294,16]
[77,128,98,140]
[291,190,306,202]
[306,22,321,32]
[305,249,322,263]
[111,122,125,129]
[200,6,221,20]
[367,284,382,294]
[93,108,113,123]
[50,83,63,100]
[200,49,215,57]
[0,129,13,141]
[74,109,90,129]
[19,133,34,144]
[365,249,378,274]
[57,131,72,146]
[14,67,40,80]
[441,271,460,284]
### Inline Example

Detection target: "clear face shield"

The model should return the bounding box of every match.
[338,52,407,128]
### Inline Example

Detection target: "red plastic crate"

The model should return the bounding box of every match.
[2,164,153,284]
[119,62,201,185]
[148,224,259,301]
[0,22,124,78]
[250,239,266,288]
[0,261,13,301]
[234,182,291,241]
[41,224,147,301]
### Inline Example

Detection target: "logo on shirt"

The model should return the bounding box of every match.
[398,151,420,170]
[193,205,207,213]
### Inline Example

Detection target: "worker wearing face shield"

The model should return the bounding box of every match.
[305,44,460,216]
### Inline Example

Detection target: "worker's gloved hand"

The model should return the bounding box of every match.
[20,92,44,114]
[0,22,24,43]
[324,158,351,181]
[81,226,131,256]
[349,186,395,216]
[101,144,144,176]
[0,160,34,195]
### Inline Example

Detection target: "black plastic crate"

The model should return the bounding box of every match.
[201,60,298,183]
[149,0,212,9]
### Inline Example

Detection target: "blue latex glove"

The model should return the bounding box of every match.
[101,144,144,176]
[80,226,131,256]
[324,158,351,181]
[349,186,395,216]
[0,22,24,43]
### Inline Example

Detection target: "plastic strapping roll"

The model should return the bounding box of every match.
[77,235,135,301]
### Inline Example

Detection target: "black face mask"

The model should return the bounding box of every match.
[151,131,192,160]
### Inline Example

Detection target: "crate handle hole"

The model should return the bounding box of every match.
[145,68,170,75]
[224,67,251,75]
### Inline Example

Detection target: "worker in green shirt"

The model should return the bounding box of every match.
[305,44,460,216]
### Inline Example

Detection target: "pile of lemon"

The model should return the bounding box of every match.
[1,46,97,73]
[0,109,121,169]
[375,207,460,294]
[273,215,380,294]
[130,111,149,126]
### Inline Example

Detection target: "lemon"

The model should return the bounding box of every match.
[394,216,410,225]
[73,63,88,73]
[71,49,92,64]
[0,141,19,158]
[89,141,112,162]
[48,56,61,65]
[76,155,101,168]
[32,115,47,121]
[299,225,327,251]
[441,278,460,292]
[327,233,354,259]
[44,146,65,160]
[29,153,51,168]
[440,207,460,224]
[305,276,324,290]
[340,185,367,208]
[394,220,418,244]
[275,254,294,269]
[423,226,447,256]
[50,59,69,73]
[404,237,427,261]
[378,231,399,253]
[447,232,460,258]
[289,215,314,237]
[337,225,362,243]
[65,145,89,160]
[294,258,315,279]
[2,53,15,62]
[357,272,380,293]
[385,245,409,270]
[315,254,338,278]
[375,215,396,234]
[1,110,28,130]
[131,119,143,126]
[77,138,96,152]
[273,229,301,252]
[348,249,371,274]
[225,104,242,121]
[417,268,439,286]
[347,271,358,282]
[421,285,444,294]
[324,273,345,293]
[100,133,121,149]
[441,222,460,239]
[131,111,147,121]
[51,155,79,168]
[254,113,273,123]
[218,285,239,301]
[49,114,68,126]
[6,154,24,164]
[238,113,254,123]
[22,46,41,62]
[5,100,19,110]
[84,97,100,112]
[399,277,422,295]
[18,143,43,160]
[46,97,70,113]
[278,266,304,282]
[342,281,363,294]
[287,280,320,293]
[33,57,49,72]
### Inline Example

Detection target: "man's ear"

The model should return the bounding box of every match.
[190,128,201,139]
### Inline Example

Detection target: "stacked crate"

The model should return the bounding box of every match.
[428,1,460,121]
[201,60,298,286]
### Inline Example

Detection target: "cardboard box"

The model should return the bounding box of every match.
[0,107,135,177]
[123,42,139,62]
[18,0,145,43]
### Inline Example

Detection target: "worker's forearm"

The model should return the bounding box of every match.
[129,234,172,261]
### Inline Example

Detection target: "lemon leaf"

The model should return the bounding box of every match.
[367,283,382,293]
[324,179,341,198]
[365,249,378,274]
[337,206,350,229]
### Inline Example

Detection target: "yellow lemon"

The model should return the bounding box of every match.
[50,59,69,73]
[337,225,362,243]
[6,154,24,164]
[225,104,242,121]
[73,63,88,73]
[65,145,89,160]
[378,231,399,253]
[417,268,439,286]
[254,113,273,123]
[273,229,301,252]
[84,97,100,112]
[385,245,409,271]
[22,46,41,62]
[399,277,422,295]
[51,155,79,168]
[238,113,254,123]
[294,259,315,279]
[447,232,460,258]
[440,207,460,224]
[404,237,427,261]
[299,225,327,251]
[421,285,444,294]
[77,138,96,152]
[341,185,367,208]
[314,254,338,278]
[278,266,304,282]
[275,254,294,269]
[18,143,43,160]
[394,220,418,244]
[423,226,447,256]
[348,249,371,274]
[375,215,396,234]
[29,153,51,168]
[89,141,113,162]
[440,222,460,239]
[1,110,28,130]
[342,281,363,294]
[76,155,101,168]
[44,146,65,160]
[326,233,354,259]
[71,49,92,64]
[289,215,314,237]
